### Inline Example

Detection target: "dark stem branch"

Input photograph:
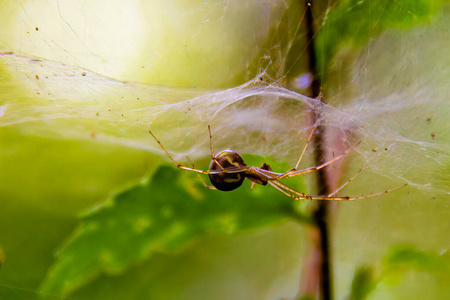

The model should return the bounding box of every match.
[305,0,321,99]
[302,1,334,300]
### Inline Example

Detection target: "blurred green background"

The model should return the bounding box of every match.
[1,1,450,299]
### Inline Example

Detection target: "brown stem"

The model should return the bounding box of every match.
[298,1,334,300]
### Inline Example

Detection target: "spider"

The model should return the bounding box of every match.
[149,126,407,201]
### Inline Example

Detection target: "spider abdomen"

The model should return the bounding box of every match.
[208,149,246,191]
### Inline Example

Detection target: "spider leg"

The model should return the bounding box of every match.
[274,141,361,180]
[186,156,216,190]
[267,181,301,199]
[269,179,407,201]
[294,122,319,170]
[186,156,217,190]
[268,180,334,200]
[149,130,210,174]
[327,169,363,197]
[196,173,217,190]
[268,180,354,200]
[149,129,248,175]
[248,168,282,181]
[272,121,319,179]
[207,125,227,172]
[342,183,408,200]
[208,125,215,158]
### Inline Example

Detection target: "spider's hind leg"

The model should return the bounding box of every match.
[276,141,361,180]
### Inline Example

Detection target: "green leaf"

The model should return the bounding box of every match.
[350,266,377,300]
[0,285,58,300]
[40,165,310,296]
[347,245,450,300]
[316,0,445,78]
[385,245,450,273]
[348,246,450,300]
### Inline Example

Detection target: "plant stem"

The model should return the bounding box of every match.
[300,1,334,300]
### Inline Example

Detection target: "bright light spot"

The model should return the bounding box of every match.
[0,104,6,117]
[12,0,145,80]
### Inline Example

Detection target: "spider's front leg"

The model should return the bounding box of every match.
[149,130,211,174]
[273,122,319,179]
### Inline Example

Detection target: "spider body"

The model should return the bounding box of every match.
[149,126,407,201]
[208,150,247,191]
[208,150,275,191]
[244,163,272,187]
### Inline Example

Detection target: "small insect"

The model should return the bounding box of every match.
[149,126,407,201]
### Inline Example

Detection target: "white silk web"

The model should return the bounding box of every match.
[1,42,449,195]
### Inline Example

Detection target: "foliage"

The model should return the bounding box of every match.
[40,166,309,296]
[316,0,444,79]
[349,246,450,300]
[350,266,377,300]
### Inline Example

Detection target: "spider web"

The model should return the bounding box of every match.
[1,36,449,195]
